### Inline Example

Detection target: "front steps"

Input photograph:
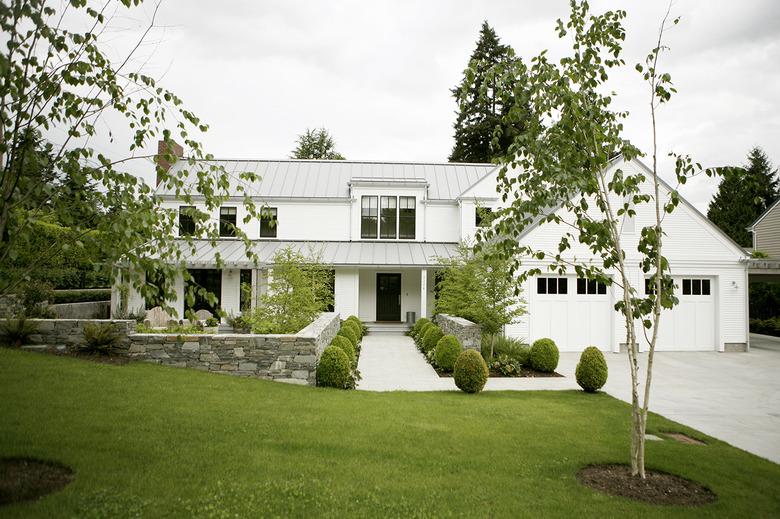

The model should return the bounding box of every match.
[365,322,411,334]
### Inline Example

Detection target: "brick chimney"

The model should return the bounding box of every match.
[155,139,184,186]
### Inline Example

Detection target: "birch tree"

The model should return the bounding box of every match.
[473,1,715,478]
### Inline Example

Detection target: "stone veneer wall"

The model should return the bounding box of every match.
[17,313,340,386]
[435,314,481,350]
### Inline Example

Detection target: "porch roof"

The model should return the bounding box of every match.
[166,240,459,268]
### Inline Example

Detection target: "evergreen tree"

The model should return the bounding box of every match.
[291,128,345,160]
[449,21,527,163]
[708,147,779,246]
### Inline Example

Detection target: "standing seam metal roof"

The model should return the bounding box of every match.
[156,159,496,200]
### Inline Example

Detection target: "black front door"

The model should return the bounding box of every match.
[376,273,402,322]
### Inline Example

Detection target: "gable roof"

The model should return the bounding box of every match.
[156,159,495,200]
[748,197,780,231]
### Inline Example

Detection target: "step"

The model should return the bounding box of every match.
[365,322,411,334]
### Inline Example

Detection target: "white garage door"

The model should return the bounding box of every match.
[529,276,613,352]
[650,277,716,351]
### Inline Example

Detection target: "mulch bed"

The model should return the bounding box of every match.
[0,457,75,506]
[434,367,562,378]
[662,432,707,445]
[577,463,717,506]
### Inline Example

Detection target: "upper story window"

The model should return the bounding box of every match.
[399,196,416,239]
[361,196,378,239]
[260,207,278,238]
[219,206,237,237]
[179,206,196,236]
[362,195,417,240]
[577,278,607,295]
[380,196,397,239]
[475,207,493,227]
[537,277,568,295]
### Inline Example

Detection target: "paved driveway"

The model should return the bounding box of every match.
[357,332,780,464]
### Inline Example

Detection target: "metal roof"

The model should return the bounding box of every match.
[161,240,459,268]
[156,159,496,200]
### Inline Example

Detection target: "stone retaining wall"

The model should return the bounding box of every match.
[16,313,340,386]
[435,313,481,350]
[51,301,110,319]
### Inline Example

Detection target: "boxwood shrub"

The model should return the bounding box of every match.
[422,325,444,353]
[316,346,352,389]
[434,334,462,372]
[342,319,362,340]
[330,335,356,366]
[530,338,559,373]
[575,346,608,392]
[337,326,359,349]
[415,322,434,346]
[453,349,489,393]
[411,317,430,337]
[345,315,368,338]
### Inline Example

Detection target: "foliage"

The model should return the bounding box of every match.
[0,317,39,346]
[529,338,559,373]
[410,317,430,338]
[80,323,120,355]
[415,321,434,345]
[421,325,444,354]
[51,289,111,304]
[749,283,780,320]
[707,147,779,247]
[291,128,346,160]
[246,248,333,334]
[315,346,352,389]
[450,21,528,163]
[226,313,251,333]
[0,0,262,315]
[481,335,529,365]
[576,347,609,392]
[330,335,356,366]
[337,326,359,350]
[749,317,780,337]
[205,317,219,328]
[453,349,489,393]
[435,242,525,358]
[16,281,55,318]
[434,335,462,372]
[341,320,362,341]
[491,354,522,376]
[752,250,769,259]
[135,322,208,335]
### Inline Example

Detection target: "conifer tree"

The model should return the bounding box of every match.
[449,22,527,163]
[708,147,779,246]
[291,128,345,160]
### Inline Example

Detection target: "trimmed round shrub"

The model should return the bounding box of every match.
[530,338,559,373]
[415,321,434,345]
[346,316,367,338]
[453,349,489,393]
[422,325,444,353]
[342,320,362,340]
[316,346,351,388]
[330,335,356,365]
[411,317,430,337]
[434,334,462,372]
[575,346,608,392]
[337,326,359,349]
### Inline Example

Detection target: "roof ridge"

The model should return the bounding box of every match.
[177,158,496,167]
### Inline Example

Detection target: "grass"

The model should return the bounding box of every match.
[0,348,779,518]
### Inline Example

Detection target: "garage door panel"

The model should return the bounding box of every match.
[646,277,716,351]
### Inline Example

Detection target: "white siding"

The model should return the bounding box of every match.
[221,269,241,319]
[334,268,359,318]
[425,204,460,242]
[754,206,780,258]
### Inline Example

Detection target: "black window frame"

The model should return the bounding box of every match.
[577,278,607,295]
[219,206,237,237]
[681,278,711,296]
[537,277,567,295]
[399,196,416,239]
[380,196,398,239]
[361,196,378,239]
[178,205,196,236]
[259,207,278,238]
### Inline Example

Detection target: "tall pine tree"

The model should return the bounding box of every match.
[708,147,779,247]
[449,22,526,163]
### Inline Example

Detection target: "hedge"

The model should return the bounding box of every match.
[51,289,111,304]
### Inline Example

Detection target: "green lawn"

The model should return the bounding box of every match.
[1,349,779,518]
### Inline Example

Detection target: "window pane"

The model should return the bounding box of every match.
[692,279,701,295]
[702,279,711,296]
[577,278,586,294]
[682,279,691,295]
[558,278,568,294]
[361,196,378,239]
[179,206,195,236]
[597,282,607,295]
[219,207,237,237]
[260,207,278,238]
[537,277,546,294]
[587,279,597,295]
[380,196,397,239]
[547,278,557,295]
[399,196,416,239]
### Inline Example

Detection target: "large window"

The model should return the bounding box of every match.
[186,269,222,315]
[219,206,237,237]
[361,196,378,239]
[380,196,397,239]
[577,278,607,295]
[536,277,568,295]
[260,207,278,238]
[399,196,416,239]
[179,206,196,236]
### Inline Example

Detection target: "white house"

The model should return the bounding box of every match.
[115,152,750,352]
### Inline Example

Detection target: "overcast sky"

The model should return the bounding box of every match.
[75,0,780,212]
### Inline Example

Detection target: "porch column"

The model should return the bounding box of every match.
[420,268,428,319]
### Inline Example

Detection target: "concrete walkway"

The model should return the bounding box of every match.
[357,332,780,464]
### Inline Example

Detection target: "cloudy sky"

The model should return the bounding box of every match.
[75,0,780,212]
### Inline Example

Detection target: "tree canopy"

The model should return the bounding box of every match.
[449,21,528,163]
[707,147,779,247]
[291,128,346,160]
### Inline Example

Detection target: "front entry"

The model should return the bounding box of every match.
[376,273,402,322]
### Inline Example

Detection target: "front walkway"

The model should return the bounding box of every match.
[357,332,780,464]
